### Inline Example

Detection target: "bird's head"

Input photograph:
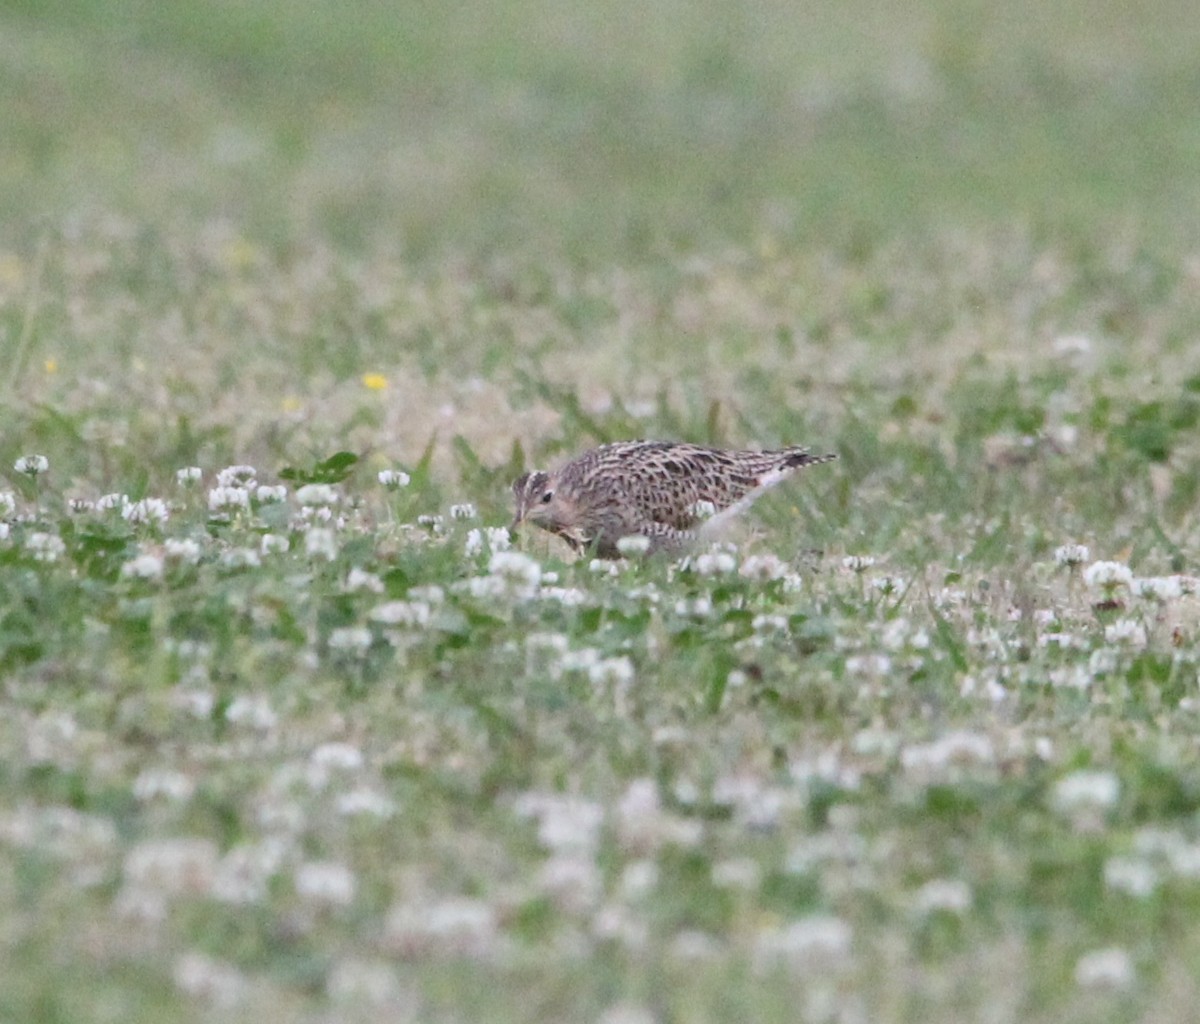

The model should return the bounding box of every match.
[511,470,581,542]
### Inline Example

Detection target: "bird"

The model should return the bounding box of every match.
[510,440,836,558]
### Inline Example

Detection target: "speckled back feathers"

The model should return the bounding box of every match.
[512,440,836,557]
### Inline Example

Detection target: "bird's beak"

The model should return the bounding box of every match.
[509,514,523,533]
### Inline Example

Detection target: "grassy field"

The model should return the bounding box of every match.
[3,1,1200,1021]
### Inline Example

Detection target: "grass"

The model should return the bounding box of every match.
[3,0,1200,1021]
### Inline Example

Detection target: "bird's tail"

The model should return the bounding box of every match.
[699,448,836,541]
[782,448,838,469]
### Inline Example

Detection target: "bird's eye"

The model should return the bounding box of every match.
[540,490,554,504]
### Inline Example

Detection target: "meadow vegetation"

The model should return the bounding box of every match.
[3,1,1200,1021]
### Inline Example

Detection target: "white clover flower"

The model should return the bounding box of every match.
[1133,829,1200,874]
[901,731,995,773]
[540,586,589,606]
[219,547,261,569]
[1052,770,1120,814]
[1082,560,1133,591]
[881,618,911,650]
[0,803,116,877]
[870,575,903,595]
[335,788,396,818]
[123,837,217,895]
[588,656,635,688]
[132,769,196,803]
[297,504,336,525]
[1053,543,1090,567]
[488,550,542,591]
[1074,947,1135,990]
[169,639,211,662]
[449,503,477,520]
[1033,609,1058,628]
[852,728,900,757]
[259,534,289,556]
[842,554,876,572]
[753,916,853,971]
[959,672,1007,702]
[305,527,338,561]
[1132,576,1183,602]
[486,526,513,551]
[615,779,669,851]
[408,584,445,605]
[461,575,506,600]
[559,647,601,674]
[326,959,403,1005]
[1104,857,1157,898]
[669,932,721,962]
[0,523,9,542]
[751,613,789,634]
[26,531,65,562]
[674,596,713,619]
[122,497,170,526]
[14,454,48,475]
[225,695,278,731]
[370,600,431,627]
[122,552,165,580]
[310,742,364,774]
[174,686,215,719]
[465,526,511,556]
[617,535,651,557]
[740,553,789,581]
[384,898,497,958]
[846,653,892,677]
[378,469,411,489]
[514,792,605,853]
[294,861,357,907]
[345,568,384,593]
[713,775,791,830]
[0,491,15,517]
[1104,618,1146,646]
[592,903,649,948]
[1039,630,1080,650]
[328,626,373,654]
[254,484,288,504]
[97,492,128,512]
[1048,666,1090,690]
[692,549,737,576]
[689,500,717,520]
[538,853,603,912]
[173,952,248,1008]
[526,632,570,660]
[416,513,444,531]
[1053,334,1094,358]
[620,859,659,898]
[176,466,203,486]
[912,878,972,915]
[296,483,339,506]
[210,838,287,905]
[215,465,257,488]
[207,485,251,513]
[589,558,621,575]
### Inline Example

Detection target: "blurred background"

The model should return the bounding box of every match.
[3,0,1200,511]
[6,0,1200,264]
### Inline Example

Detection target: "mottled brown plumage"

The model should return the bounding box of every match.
[511,440,836,557]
